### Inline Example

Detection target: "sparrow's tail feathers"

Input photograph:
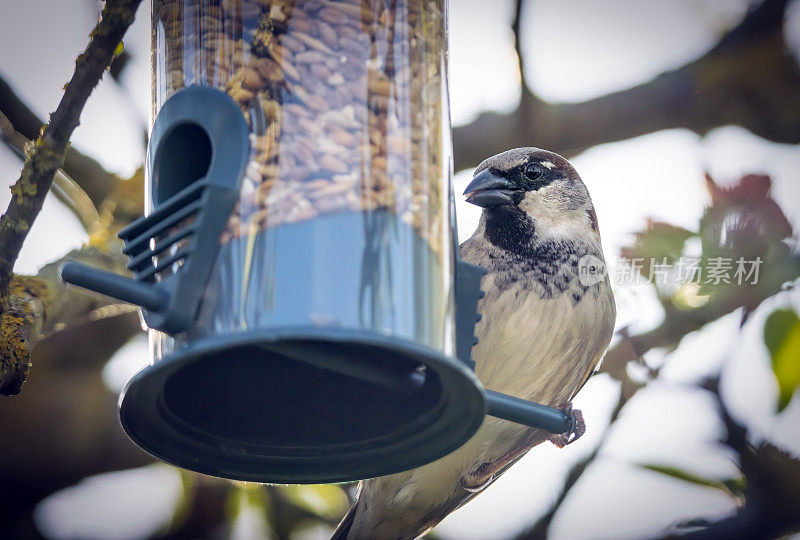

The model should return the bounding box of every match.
[330,500,356,540]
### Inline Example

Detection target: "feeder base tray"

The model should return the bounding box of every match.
[119,327,485,483]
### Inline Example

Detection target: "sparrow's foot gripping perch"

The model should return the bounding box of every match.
[549,403,585,448]
[459,402,584,493]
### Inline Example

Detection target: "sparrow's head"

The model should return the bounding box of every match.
[464,147,599,245]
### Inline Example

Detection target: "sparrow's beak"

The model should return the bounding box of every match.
[463,169,519,208]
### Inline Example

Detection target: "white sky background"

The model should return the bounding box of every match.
[1,0,799,539]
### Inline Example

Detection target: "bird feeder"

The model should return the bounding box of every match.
[61,0,576,483]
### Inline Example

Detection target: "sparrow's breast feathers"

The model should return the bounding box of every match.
[461,231,615,407]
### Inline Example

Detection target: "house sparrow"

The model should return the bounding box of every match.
[331,148,616,540]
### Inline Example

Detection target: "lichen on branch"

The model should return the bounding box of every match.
[0,276,48,395]
[0,246,136,396]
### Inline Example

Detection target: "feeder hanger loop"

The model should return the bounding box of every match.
[62,86,250,336]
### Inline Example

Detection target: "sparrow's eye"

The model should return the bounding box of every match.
[524,162,543,181]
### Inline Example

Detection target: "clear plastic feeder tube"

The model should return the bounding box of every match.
[150,0,454,355]
[114,0,490,483]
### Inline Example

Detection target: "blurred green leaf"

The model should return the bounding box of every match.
[640,464,745,497]
[164,468,196,534]
[764,309,800,412]
[620,219,694,282]
[622,220,693,262]
[280,484,348,519]
[226,483,273,526]
[290,518,335,539]
[671,283,710,310]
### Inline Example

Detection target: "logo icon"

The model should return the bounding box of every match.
[578,254,607,286]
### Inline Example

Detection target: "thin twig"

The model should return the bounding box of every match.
[519,391,627,539]
[511,0,530,96]
[0,74,119,208]
[0,110,100,229]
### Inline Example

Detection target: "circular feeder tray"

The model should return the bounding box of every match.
[120,327,486,483]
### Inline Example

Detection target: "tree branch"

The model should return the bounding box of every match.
[0,245,138,395]
[1,110,101,230]
[511,0,533,108]
[0,314,148,538]
[0,0,141,298]
[511,0,525,74]
[519,391,627,540]
[453,0,800,170]
[0,0,142,394]
[644,379,800,539]
[601,257,800,395]
[0,107,143,391]
[3,106,144,234]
